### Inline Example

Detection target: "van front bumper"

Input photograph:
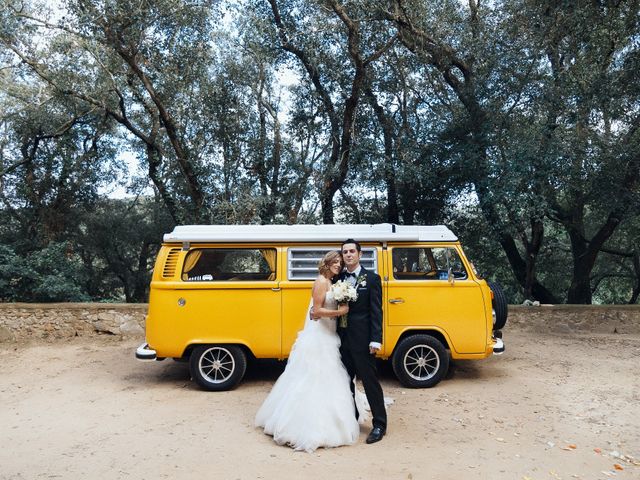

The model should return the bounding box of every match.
[136,343,157,361]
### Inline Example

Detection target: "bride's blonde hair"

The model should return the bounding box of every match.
[318,250,342,277]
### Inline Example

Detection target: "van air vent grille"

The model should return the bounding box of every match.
[163,248,180,278]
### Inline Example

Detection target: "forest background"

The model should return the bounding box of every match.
[0,0,638,304]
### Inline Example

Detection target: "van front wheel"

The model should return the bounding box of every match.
[392,335,449,388]
[189,345,247,391]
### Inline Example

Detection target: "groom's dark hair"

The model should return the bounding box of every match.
[342,238,361,252]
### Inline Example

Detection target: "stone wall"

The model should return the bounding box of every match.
[507,304,640,334]
[0,303,148,342]
[0,303,638,342]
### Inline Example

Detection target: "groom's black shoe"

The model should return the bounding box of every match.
[366,427,385,444]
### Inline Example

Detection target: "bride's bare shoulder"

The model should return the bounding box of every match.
[312,275,331,292]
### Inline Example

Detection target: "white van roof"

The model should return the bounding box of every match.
[163,223,458,243]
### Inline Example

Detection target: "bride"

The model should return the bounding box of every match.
[255,251,360,452]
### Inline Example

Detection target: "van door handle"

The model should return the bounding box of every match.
[389,298,404,304]
[271,288,281,292]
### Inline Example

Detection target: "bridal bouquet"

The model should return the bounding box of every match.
[331,280,358,304]
[331,280,357,328]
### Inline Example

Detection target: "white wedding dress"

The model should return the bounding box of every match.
[255,291,360,452]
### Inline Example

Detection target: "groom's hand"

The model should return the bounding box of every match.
[369,341,381,354]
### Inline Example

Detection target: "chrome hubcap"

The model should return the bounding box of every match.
[199,347,235,384]
[404,345,440,381]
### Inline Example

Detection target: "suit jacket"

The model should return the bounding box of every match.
[338,266,383,352]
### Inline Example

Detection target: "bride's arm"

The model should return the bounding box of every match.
[311,277,348,319]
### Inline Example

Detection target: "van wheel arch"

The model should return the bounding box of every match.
[182,343,254,362]
[394,329,450,352]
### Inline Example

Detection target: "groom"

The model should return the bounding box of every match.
[338,239,387,444]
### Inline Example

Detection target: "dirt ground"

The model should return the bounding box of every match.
[1,329,639,480]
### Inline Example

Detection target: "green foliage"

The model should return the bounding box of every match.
[0,242,90,302]
[75,197,175,302]
[0,0,638,303]
[0,196,174,302]
[0,243,32,301]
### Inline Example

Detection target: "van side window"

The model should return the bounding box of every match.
[392,248,467,280]
[182,248,276,281]
[288,247,378,280]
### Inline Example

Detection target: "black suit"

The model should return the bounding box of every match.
[337,266,387,431]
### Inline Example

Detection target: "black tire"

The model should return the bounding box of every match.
[392,334,449,388]
[488,281,508,330]
[189,345,247,391]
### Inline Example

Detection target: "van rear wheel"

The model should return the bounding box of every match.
[392,335,449,388]
[189,345,247,391]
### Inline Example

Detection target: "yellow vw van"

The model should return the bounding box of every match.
[136,224,507,391]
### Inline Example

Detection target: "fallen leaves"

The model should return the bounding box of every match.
[609,450,640,466]
[592,448,640,477]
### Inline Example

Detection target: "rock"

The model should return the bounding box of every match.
[97,311,118,323]
[0,325,15,342]
[94,321,119,335]
[119,319,144,336]
[94,311,120,334]
[552,323,573,334]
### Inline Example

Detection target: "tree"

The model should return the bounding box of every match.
[75,197,174,302]
[1,0,220,223]
[384,0,640,303]
[384,0,560,302]
[525,0,640,303]
[1,0,638,303]
[262,0,396,223]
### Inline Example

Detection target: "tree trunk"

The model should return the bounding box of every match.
[564,208,625,303]
[366,87,399,224]
[321,186,335,224]
[630,253,640,304]
[494,226,559,304]
[521,218,544,299]
[132,242,151,302]
[147,146,181,225]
